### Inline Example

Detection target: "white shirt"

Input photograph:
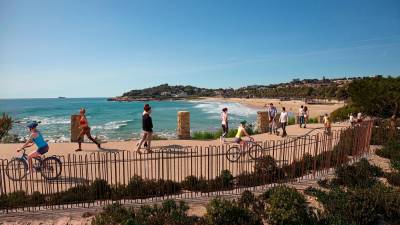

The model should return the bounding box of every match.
[221,112,228,125]
[349,115,354,122]
[298,108,304,116]
[357,113,362,120]
[280,111,288,123]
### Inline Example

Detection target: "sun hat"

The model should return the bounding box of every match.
[27,121,39,129]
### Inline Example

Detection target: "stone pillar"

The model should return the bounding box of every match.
[71,115,83,142]
[319,115,324,123]
[256,111,268,133]
[177,111,190,139]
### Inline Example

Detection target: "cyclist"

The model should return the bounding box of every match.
[234,120,254,148]
[18,121,49,174]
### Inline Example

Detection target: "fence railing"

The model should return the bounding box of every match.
[0,121,373,213]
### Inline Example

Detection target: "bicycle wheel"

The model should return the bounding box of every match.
[6,158,28,181]
[40,157,62,180]
[226,146,242,162]
[248,143,263,160]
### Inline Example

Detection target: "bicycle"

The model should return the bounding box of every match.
[225,137,264,162]
[6,148,62,181]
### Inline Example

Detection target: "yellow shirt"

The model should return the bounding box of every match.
[235,126,245,138]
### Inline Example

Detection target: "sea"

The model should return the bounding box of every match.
[0,98,259,142]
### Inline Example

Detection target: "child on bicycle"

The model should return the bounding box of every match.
[234,120,254,147]
[18,121,49,174]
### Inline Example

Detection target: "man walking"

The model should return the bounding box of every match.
[267,103,277,134]
[298,105,305,128]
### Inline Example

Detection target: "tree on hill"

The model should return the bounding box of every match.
[348,76,400,118]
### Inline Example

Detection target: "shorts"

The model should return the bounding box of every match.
[234,137,242,144]
[36,145,49,155]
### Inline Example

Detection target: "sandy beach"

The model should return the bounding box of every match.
[202,97,345,118]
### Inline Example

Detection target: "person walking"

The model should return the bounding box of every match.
[220,108,228,142]
[279,107,288,137]
[136,104,153,153]
[303,106,309,128]
[298,105,305,128]
[267,103,278,134]
[323,113,331,134]
[75,108,101,152]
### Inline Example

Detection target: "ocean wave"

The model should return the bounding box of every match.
[191,101,257,117]
[92,120,133,131]
[19,116,70,125]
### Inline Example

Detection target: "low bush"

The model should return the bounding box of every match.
[91,179,112,200]
[330,105,359,122]
[262,186,316,225]
[92,200,200,225]
[91,203,134,225]
[375,139,400,161]
[385,172,400,187]
[204,198,263,225]
[126,175,181,199]
[182,170,233,193]
[391,159,400,171]
[331,158,383,188]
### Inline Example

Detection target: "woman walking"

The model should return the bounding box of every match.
[220,108,228,142]
[136,104,153,153]
[75,108,101,152]
[303,106,309,128]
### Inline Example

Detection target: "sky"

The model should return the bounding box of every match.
[0,0,399,98]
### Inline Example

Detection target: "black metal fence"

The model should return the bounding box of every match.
[0,121,373,213]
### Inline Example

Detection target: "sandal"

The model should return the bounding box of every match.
[75,148,82,152]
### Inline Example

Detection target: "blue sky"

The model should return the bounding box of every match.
[1,0,399,98]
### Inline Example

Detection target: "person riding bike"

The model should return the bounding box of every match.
[18,121,49,174]
[234,120,254,148]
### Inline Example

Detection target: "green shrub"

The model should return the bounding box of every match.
[91,179,112,200]
[288,117,295,125]
[204,198,263,225]
[92,203,133,225]
[391,159,400,171]
[238,190,256,208]
[30,191,45,205]
[134,200,198,225]
[126,175,181,199]
[6,191,27,208]
[332,158,383,188]
[318,188,380,225]
[330,105,358,122]
[262,186,315,225]
[181,175,208,192]
[0,112,13,141]
[110,184,127,200]
[385,172,400,187]
[192,131,217,140]
[376,139,400,161]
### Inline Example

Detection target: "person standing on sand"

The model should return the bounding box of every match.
[75,108,101,152]
[279,107,288,137]
[267,103,278,134]
[303,106,309,128]
[136,104,153,153]
[298,105,305,128]
[220,108,228,142]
